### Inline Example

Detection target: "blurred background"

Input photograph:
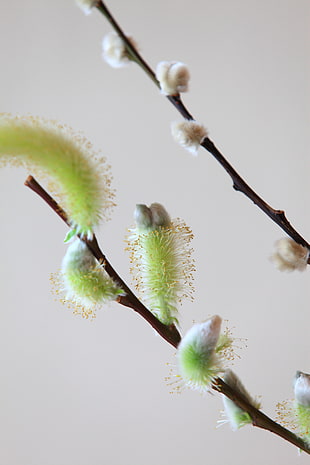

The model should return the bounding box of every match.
[0,1,309,464]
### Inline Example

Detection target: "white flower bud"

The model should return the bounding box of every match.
[171,120,208,155]
[75,0,97,15]
[156,61,190,95]
[102,31,137,68]
[271,238,309,272]
[294,371,310,407]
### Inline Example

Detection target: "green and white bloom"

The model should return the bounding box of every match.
[0,114,114,238]
[271,238,309,272]
[127,203,194,325]
[61,239,124,318]
[177,315,232,391]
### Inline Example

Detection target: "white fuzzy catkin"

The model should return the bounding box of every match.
[294,371,310,407]
[156,61,190,95]
[75,0,97,15]
[271,238,309,272]
[102,31,136,68]
[171,120,208,155]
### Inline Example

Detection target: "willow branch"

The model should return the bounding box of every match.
[96,0,310,255]
[25,174,308,452]
[212,377,310,454]
[24,175,181,348]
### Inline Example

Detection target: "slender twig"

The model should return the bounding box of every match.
[25,174,309,453]
[24,175,181,348]
[212,377,310,453]
[96,0,310,256]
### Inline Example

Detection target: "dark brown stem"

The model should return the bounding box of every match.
[96,1,310,255]
[202,138,310,250]
[25,175,308,452]
[212,377,310,454]
[24,175,181,348]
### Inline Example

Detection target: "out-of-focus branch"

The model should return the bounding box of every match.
[95,0,310,256]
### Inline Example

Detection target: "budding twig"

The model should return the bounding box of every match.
[95,0,310,256]
[25,174,309,453]
[24,175,181,348]
[213,377,310,454]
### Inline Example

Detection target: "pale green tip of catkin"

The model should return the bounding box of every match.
[177,316,224,391]
[61,239,125,316]
[127,203,195,326]
[221,369,261,431]
[0,114,115,237]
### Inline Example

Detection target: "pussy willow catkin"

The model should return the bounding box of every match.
[59,239,125,318]
[0,114,114,237]
[126,203,195,325]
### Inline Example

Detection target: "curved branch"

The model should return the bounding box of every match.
[24,175,181,348]
[96,0,310,254]
[25,174,309,453]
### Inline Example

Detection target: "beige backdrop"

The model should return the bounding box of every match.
[0,1,309,464]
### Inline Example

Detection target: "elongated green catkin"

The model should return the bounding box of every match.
[127,203,195,325]
[0,114,114,236]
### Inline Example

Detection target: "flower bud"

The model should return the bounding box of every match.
[149,203,171,228]
[156,61,190,95]
[294,371,310,407]
[75,0,97,15]
[271,238,309,272]
[102,31,137,68]
[293,371,310,443]
[171,120,208,155]
[134,204,153,232]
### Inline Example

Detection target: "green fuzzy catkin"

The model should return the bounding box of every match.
[128,218,195,325]
[295,403,310,444]
[61,239,125,317]
[0,114,114,236]
[177,316,223,391]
